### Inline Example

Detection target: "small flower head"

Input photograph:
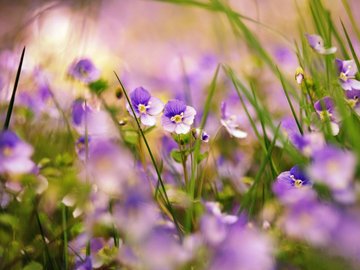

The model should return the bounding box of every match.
[220,101,248,139]
[335,59,360,90]
[314,97,339,135]
[345,89,360,110]
[0,131,34,174]
[192,128,210,142]
[68,58,100,84]
[306,34,337,55]
[273,165,314,204]
[161,99,196,134]
[127,87,164,126]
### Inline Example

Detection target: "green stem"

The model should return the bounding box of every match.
[114,71,182,239]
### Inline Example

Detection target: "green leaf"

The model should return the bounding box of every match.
[197,151,209,164]
[123,130,139,145]
[23,261,43,270]
[88,79,109,95]
[171,149,183,163]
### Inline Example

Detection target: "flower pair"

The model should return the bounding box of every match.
[127,87,196,134]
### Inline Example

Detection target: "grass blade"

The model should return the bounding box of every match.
[3,47,25,130]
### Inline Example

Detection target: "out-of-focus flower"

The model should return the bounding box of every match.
[0,130,34,174]
[131,228,190,270]
[281,117,325,157]
[314,96,339,135]
[295,66,305,84]
[282,201,340,246]
[126,87,164,126]
[305,34,337,54]
[217,153,252,193]
[114,185,159,242]
[161,99,196,134]
[273,165,315,204]
[87,139,133,195]
[71,99,118,139]
[209,222,275,270]
[308,145,356,192]
[220,101,247,139]
[74,256,92,270]
[68,58,100,84]
[200,202,238,246]
[335,59,360,91]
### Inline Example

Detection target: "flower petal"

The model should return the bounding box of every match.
[147,97,164,116]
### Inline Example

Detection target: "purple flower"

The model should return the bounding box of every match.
[305,34,337,54]
[161,99,196,134]
[282,201,340,246]
[345,89,360,111]
[74,257,92,270]
[209,223,275,270]
[0,131,34,174]
[281,117,325,156]
[126,87,164,126]
[68,58,100,84]
[308,145,356,191]
[273,165,315,204]
[335,59,360,90]
[220,101,247,139]
[314,97,339,135]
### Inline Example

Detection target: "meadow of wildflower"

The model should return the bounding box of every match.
[1,0,360,269]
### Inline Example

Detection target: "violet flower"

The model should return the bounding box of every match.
[281,117,325,157]
[126,87,164,126]
[345,89,360,112]
[314,96,339,135]
[209,222,275,270]
[335,59,360,91]
[0,130,34,174]
[161,99,196,134]
[220,101,247,139]
[68,58,100,84]
[306,34,337,55]
[282,201,340,246]
[307,145,356,191]
[273,165,315,204]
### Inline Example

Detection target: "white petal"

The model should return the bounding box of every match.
[147,97,164,116]
[183,106,196,125]
[175,123,190,134]
[140,114,156,126]
[161,116,176,132]
[319,47,337,55]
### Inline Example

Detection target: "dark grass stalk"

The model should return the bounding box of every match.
[186,65,220,232]
[61,204,69,270]
[36,211,57,270]
[114,71,183,238]
[3,47,25,130]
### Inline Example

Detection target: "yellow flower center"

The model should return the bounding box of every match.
[294,179,303,188]
[346,98,358,108]
[290,175,303,188]
[138,104,147,114]
[318,110,332,121]
[171,113,184,123]
[2,146,12,157]
[339,72,348,82]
